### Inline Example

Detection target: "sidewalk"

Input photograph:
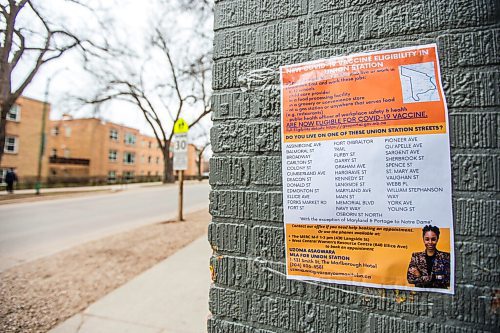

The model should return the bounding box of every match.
[0,181,165,196]
[0,180,207,205]
[50,235,213,333]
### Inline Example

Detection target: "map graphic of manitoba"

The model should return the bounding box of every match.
[399,62,440,103]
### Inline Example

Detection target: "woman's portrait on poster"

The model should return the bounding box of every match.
[407,225,450,289]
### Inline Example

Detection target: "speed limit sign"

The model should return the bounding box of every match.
[173,133,188,170]
[173,118,189,171]
[173,133,188,153]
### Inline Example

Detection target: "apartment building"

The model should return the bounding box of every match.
[48,117,165,182]
[1,96,49,184]
[48,117,204,183]
[2,96,206,186]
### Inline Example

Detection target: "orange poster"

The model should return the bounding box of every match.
[280,44,454,294]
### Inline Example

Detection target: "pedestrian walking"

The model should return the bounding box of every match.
[5,168,18,193]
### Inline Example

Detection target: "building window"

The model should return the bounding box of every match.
[7,104,21,122]
[123,152,135,164]
[50,148,57,157]
[4,136,18,153]
[108,171,116,182]
[110,129,119,141]
[148,156,152,164]
[123,171,135,181]
[0,168,7,184]
[156,156,160,164]
[51,126,59,136]
[148,141,152,149]
[124,133,136,145]
[63,149,70,158]
[65,126,71,137]
[109,150,118,162]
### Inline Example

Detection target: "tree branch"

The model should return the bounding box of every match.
[188,107,211,129]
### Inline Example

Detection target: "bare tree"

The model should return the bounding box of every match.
[0,0,107,164]
[190,126,211,180]
[194,141,211,180]
[81,21,212,183]
[73,0,214,183]
[175,0,213,14]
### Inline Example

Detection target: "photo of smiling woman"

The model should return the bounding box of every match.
[407,225,450,289]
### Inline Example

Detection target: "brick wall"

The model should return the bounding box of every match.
[1,97,49,179]
[208,1,499,332]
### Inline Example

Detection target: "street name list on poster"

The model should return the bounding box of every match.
[280,44,454,294]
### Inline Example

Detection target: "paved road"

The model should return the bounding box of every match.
[0,182,210,272]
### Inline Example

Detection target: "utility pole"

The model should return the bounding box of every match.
[173,118,189,221]
[35,69,66,195]
[178,169,184,221]
[35,80,51,195]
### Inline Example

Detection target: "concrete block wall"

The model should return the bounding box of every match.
[208,1,499,332]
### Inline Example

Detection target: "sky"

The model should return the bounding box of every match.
[15,0,212,148]
[19,1,152,128]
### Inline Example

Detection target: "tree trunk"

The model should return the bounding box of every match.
[0,102,12,165]
[162,146,175,183]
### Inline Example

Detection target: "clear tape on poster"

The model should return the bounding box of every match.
[209,253,434,305]
[235,49,398,92]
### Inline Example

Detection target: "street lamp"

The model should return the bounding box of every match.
[35,68,66,195]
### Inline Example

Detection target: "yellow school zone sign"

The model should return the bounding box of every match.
[174,118,189,134]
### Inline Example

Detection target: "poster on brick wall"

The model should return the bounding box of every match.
[280,44,454,294]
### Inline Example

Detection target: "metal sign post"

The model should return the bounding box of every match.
[173,119,189,221]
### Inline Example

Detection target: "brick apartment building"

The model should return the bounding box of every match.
[48,116,164,182]
[48,116,204,183]
[0,96,49,184]
[2,96,207,186]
